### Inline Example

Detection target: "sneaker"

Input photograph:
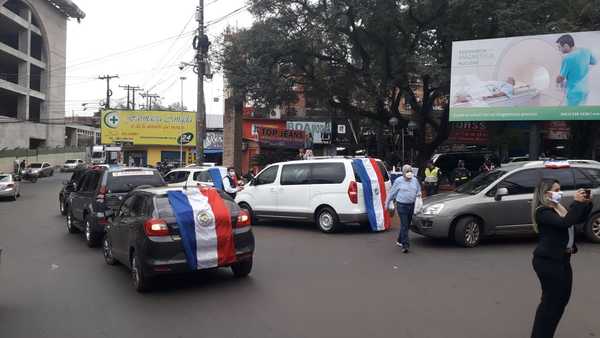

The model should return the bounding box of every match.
[395,241,403,248]
[402,247,409,254]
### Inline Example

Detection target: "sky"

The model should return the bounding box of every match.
[64,0,253,117]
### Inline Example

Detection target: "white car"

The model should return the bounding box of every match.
[0,173,20,200]
[235,158,391,233]
[163,167,227,188]
[61,159,85,172]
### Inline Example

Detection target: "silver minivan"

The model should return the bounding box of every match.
[412,160,600,247]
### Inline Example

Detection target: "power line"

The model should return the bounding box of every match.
[205,4,249,27]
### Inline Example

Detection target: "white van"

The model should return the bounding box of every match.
[164,167,227,188]
[236,158,391,233]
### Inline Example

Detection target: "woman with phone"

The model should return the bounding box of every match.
[530,179,592,337]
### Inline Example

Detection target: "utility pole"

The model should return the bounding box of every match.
[119,85,143,110]
[180,76,187,166]
[195,0,208,165]
[98,74,119,109]
[141,91,160,110]
[131,86,143,110]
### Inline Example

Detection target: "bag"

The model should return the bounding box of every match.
[387,202,396,217]
[414,197,423,215]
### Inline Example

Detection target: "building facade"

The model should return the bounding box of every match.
[0,0,84,149]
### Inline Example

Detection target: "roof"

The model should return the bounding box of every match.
[499,160,600,171]
[46,0,85,20]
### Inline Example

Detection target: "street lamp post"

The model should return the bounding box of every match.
[389,117,399,164]
[180,76,187,166]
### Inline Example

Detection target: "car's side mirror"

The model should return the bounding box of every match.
[495,187,509,201]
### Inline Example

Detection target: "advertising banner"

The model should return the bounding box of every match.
[205,131,223,149]
[257,127,305,148]
[448,122,489,144]
[101,110,196,146]
[543,121,571,140]
[286,121,332,144]
[450,31,600,121]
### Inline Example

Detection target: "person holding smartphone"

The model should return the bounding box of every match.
[530,179,593,338]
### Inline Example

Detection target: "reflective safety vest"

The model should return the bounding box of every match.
[424,167,440,183]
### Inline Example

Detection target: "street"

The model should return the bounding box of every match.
[1,173,599,338]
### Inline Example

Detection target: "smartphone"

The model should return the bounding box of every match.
[584,189,592,199]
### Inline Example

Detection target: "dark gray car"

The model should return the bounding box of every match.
[412,160,600,247]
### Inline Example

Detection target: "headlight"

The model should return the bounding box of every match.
[422,203,444,215]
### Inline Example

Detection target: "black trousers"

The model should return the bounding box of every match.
[531,255,573,338]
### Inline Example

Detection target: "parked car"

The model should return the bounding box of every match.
[103,186,254,292]
[24,162,54,180]
[58,166,88,215]
[0,173,21,200]
[163,167,227,188]
[61,159,85,172]
[235,157,391,233]
[65,167,166,247]
[412,160,600,247]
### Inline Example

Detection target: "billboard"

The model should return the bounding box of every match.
[286,121,332,144]
[450,31,600,121]
[257,126,305,148]
[101,110,196,146]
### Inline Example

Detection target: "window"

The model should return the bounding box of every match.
[541,168,575,191]
[119,196,137,218]
[156,196,174,218]
[311,163,346,184]
[281,164,311,185]
[497,169,539,195]
[164,171,189,184]
[573,169,597,189]
[81,172,100,192]
[129,195,147,218]
[375,161,390,182]
[255,166,278,185]
[193,171,212,183]
[107,170,165,193]
[580,168,600,188]
[43,163,50,168]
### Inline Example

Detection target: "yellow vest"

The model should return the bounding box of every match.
[425,167,440,183]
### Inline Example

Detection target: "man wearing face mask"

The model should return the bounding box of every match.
[223,167,243,199]
[385,164,422,253]
[530,179,592,337]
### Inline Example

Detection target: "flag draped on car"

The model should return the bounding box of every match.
[208,167,225,190]
[167,188,236,270]
[352,158,391,232]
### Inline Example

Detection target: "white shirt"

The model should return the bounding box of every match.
[222,175,237,194]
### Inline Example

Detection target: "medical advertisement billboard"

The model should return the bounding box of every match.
[101,110,196,146]
[450,31,600,121]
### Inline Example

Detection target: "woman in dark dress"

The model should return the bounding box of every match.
[530,179,592,338]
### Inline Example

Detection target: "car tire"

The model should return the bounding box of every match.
[84,217,101,248]
[49,170,54,177]
[30,177,37,183]
[584,213,600,243]
[238,203,257,225]
[315,206,341,233]
[66,208,79,234]
[131,252,152,292]
[59,198,67,216]
[103,236,118,266]
[231,258,253,278]
[454,216,482,248]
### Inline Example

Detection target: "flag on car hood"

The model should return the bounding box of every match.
[167,187,236,270]
[352,158,391,232]
[208,167,225,190]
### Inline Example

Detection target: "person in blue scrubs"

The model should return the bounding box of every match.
[556,34,597,106]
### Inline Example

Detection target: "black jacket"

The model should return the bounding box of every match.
[533,202,592,260]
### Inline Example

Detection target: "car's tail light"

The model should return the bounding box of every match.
[96,185,108,202]
[236,210,251,227]
[348,181,358,204]
[144,218,170,236]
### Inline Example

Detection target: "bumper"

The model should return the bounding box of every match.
[0,188,15,197]
[338,213,369,224]
[411,213,454,238]
[140,228,255,277]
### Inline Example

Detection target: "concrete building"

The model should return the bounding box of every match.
[0,0,84,149]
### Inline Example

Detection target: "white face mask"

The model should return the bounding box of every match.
[404,172,414,180]
[549,191,563,204]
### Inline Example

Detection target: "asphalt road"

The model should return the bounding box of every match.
[1,173,599,338]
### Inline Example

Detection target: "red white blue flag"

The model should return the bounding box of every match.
[352,158,391,232]
[167,187,237,270]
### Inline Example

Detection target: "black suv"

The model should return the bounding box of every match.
[65,166,165,247]
[59,166,88,216]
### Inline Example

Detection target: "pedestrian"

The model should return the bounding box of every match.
[424,160,441,196]
[298,148,305,160]
[304,133,314,159]
[452,160,470,187]
[222,167,243,199]
[385,164,421,253]
[128,156,135,167]
[480,158,495,173]
[530,179,592,338]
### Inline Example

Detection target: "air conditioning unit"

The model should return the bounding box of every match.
[270,107,281,119]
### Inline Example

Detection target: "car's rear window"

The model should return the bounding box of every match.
[65,160,77,164]
[0,175,9,182]
[29,163,42,168]
[311,163,345,184]
[107,170,165,193]
[352,161,389,183]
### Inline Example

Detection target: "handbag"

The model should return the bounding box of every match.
[414,196,423,215]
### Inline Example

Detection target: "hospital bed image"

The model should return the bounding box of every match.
[451,78,541,108]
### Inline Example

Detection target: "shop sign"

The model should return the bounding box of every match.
[448,122,489,144]
[204,131,224,149]
[543,121,570,140]
[286,121,332,144]
[257,127,305,148]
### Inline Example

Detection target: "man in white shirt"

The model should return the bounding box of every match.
[223,167,243,199]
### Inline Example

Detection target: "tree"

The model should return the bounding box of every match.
[220,0,600,166]
[167,102,188,112]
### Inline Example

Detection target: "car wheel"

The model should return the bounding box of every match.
[30,177,37,183]
[238,203,257,225]
[66,208,79,234]
[59,198,67,216]
[49,170,54,177]
[131,253,152,292]
[84,217,101,248]
[231,258,253,278]
[454,216,482,248]
[103,236,118,265]
[316,206,341,233]
[584,213,600,243]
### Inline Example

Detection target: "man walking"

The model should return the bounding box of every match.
[556,34,597,106]
[386,165,421,253]
[424,160,441,196]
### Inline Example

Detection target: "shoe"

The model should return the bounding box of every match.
[402,248,409,254]
[395,241,403,248]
